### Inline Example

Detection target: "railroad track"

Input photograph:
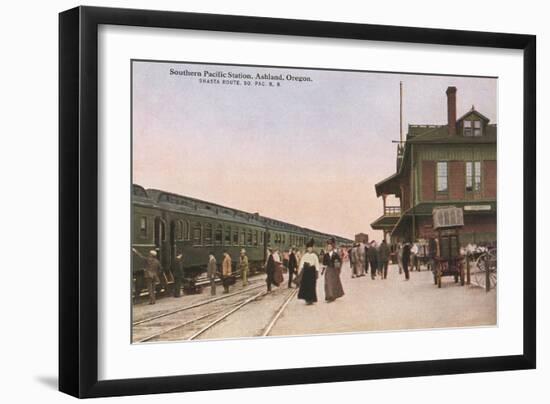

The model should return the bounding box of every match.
[134,286,297,343]
[188,287,298,341]
[133,282,265,326]
[260,288,298,336]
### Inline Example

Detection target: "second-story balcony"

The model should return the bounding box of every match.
[384,206,401,216]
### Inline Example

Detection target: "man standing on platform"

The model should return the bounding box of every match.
[132,248,162,305]
[207,252,217,296]
[367,241,379,280]
[238,248,249,287]
[222,251,233,294]
[173,252,184,297]
[378,240,390,279]
[287,247,298,288]
[402,242,411,280]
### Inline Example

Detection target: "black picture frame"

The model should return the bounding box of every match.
[59,6,536,398]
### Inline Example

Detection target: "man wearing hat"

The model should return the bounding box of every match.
[367,240,379,280]
[173,252,185,297]
[222,251,233,293]
[238,248,249,287]
[132,248,162,305]
[207,252,217,296]
[378,240,390,279]
[287,247,298,288]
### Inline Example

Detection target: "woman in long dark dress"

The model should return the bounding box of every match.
[297,239,320,305]
[322,237,345,302]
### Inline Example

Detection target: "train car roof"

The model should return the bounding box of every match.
[134,185,353,242]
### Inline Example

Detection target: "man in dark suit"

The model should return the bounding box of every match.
[287,248,298,288]
[173,253,184,297]
[402,242,411,280]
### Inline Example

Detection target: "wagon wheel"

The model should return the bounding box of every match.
[473,254,486,289]
[473,252,498,290]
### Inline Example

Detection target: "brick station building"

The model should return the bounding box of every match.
[371,86,496,245]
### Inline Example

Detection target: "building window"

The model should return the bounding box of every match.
[139,217,147,237]
[464,119,482,137]
[436,161,448,193]
[463,120,472,136]
[204,223,213,245]
[192,223,202,246]
[466,161,482,192]
[473,120,482,136]
[215,225,223,245]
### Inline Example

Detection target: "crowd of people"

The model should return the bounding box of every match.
[132,237,442,305]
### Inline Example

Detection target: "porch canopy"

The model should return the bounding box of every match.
[374,172,402,197]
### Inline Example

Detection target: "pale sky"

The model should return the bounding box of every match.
[132,60,497,240]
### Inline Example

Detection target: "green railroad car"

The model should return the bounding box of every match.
[132,184,352,296]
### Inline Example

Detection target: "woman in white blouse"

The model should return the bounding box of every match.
[297,238,320,305]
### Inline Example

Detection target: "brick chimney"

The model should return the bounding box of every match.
[446,86,457,136]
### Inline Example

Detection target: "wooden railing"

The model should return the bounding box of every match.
[384,206,401,216]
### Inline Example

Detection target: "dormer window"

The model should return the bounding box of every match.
[463,119,482,137]
[473,120,482,136]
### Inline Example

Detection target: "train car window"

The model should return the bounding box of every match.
[240,230,245,245]
[282,234,286,244]
[204,223,213,245]
[224,226,231,244]
[183,220,190,240]
[215,225,223,245]
[192,223,202,246]
[247,230,252,246]
[253,231,258,246]
[267,232,271,243]
[175,221,183,240]
[154,218,166,243]
[233,228,239,245]
[139,217,147,238]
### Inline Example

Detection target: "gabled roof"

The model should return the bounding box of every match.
[407,123,497,144]
[457,107,491,123]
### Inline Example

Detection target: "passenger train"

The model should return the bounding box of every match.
[132,184,353,291]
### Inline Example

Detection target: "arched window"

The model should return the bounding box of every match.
[154,217,166,246]
[204,223,213,245]
[183,220,190,240]
[139,216,147,238]
[175,220,183,240]
[215,225,223,245]
[192,223,202,246]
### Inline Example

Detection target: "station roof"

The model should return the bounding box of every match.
[370,214,400,230]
